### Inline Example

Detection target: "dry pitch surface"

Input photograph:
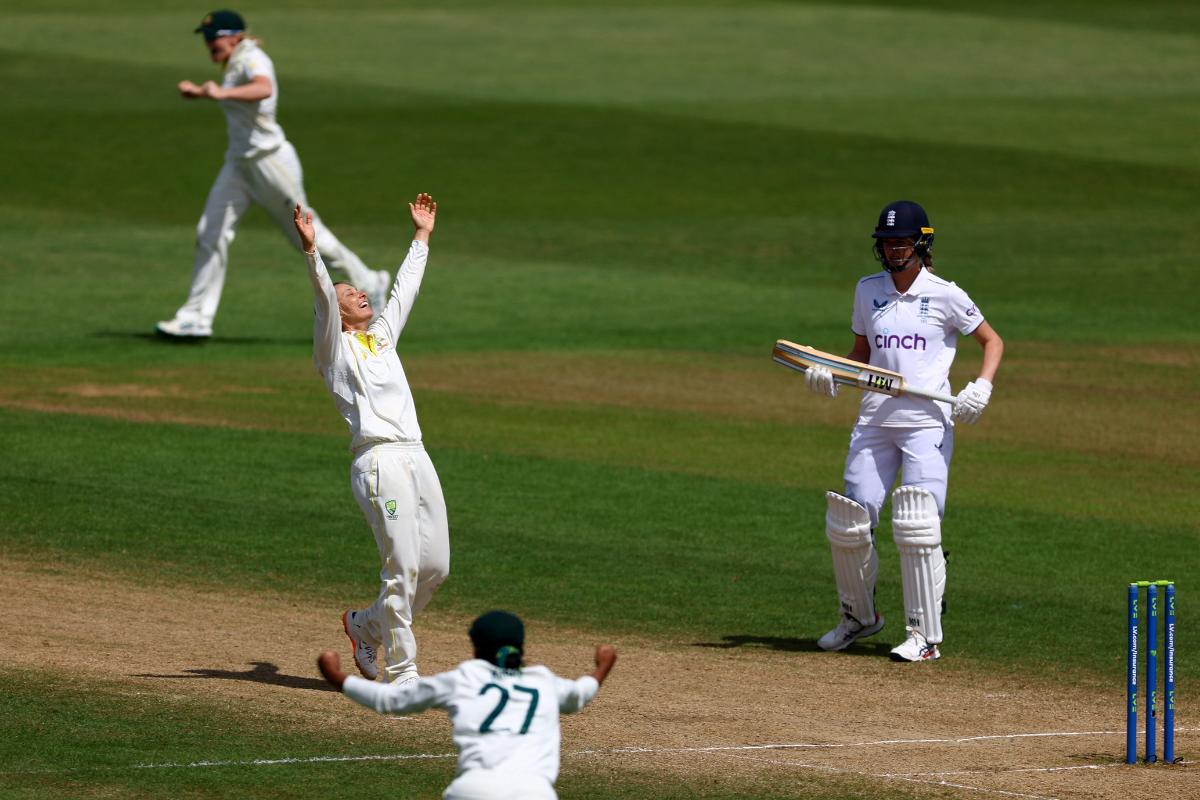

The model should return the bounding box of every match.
[2,558,1191,799]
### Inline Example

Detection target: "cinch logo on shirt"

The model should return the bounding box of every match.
[875,333,927,351]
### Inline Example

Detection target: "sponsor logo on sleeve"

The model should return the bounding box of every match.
[966,304,977,317]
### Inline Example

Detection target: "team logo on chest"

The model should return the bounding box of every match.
[918,296,931,321]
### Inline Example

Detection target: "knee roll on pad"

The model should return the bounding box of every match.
[891,485,944,643]
[826,491,872,547]
[825,491,878,624]
[891,485,941,547]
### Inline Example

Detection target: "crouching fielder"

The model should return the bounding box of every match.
[295,194,449,684]
[318,611,617,800]
[808,200,1003,661]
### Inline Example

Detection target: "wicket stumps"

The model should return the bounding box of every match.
[1126,580,1177,764]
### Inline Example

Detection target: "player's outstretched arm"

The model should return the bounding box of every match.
[178,80,205,99]
[293,204,317,254]
[318,651,347,690]
[409,193,437,244]
[591,645,617,685]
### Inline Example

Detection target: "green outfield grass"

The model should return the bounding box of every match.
[2,1,1198,797]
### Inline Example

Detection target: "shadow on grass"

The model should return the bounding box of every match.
[692,634,893,658]
[135,661,334,691]
[96,332,311,347]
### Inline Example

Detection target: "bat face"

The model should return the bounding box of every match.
[772,341,905,397]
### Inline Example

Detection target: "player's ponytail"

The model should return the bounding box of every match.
[495,645,522,671]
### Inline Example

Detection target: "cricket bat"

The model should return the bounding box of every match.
[772,340,957,404]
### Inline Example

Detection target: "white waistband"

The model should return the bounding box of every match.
[352,440,424,458]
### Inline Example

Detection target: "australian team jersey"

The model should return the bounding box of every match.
[851,268,983,427]
[219,39,285,159]
[307,242,429,452]
[343,660,599,784]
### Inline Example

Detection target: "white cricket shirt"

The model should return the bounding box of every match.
[343,660,600,784]
[850,268,983,427]
[306,242,429,452]
[220,39,285,159]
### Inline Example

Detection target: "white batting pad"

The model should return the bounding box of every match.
[891,485,945,644]
[825,491,878,624]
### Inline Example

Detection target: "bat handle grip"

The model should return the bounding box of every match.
[907,387,958,404]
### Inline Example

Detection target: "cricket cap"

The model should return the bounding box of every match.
[469,610,525,657]
[872,200,934,240]
[195,10,245,42]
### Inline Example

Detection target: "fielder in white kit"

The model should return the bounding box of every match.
[318,610,617,800]
[294,193,449,684]
[806,200,1004,661]
[157,10,389,339]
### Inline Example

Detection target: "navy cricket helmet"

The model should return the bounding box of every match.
[872,200,935,270]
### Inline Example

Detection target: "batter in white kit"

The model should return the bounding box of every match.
[804,200,1005,661]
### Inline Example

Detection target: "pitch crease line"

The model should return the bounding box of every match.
[23,726,1190,776]
[132,752,457,769]
[883,764,1133,778]
[569,727,1168,757]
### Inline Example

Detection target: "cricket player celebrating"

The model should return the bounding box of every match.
[318,610,617,800]
[157,10,389,339]
[295,193,449,685]
[807,200,1003,661]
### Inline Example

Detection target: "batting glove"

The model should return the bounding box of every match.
[805,366,839,398]
[952,378,992,424]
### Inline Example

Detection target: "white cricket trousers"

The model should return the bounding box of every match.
[443,770,557,800]
[173,140,375,329]
[842,424,954,528]
[350,442,450,683]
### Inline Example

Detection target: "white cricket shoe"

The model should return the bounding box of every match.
[369,269,391,315]
[817,612,885,651]
[342,610,380,680]
[155,318,212,339]
[889,627,941,662]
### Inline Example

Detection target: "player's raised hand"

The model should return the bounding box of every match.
[591,645,617,685]
[317,650,347,689]
[409,193,437,242]
[293,204,317,253]
[178,80,204,98]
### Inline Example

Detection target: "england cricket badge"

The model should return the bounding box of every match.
[385,500,398,520]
